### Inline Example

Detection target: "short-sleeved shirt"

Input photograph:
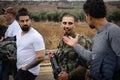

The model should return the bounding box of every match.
[16,28,45,75]
[5,20,21,38]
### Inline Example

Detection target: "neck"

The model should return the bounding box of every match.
[94,18,108,30]
[21,31,27,36]
[8,17,15,25]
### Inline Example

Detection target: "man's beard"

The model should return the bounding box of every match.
[89,24,95,29]
[64,27,72,35]
[21,25,30,32]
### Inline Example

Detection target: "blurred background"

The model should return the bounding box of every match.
[0,0,120,80]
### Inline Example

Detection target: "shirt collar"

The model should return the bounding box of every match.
[97,22,109,34]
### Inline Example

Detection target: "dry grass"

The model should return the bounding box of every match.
[0,16,96,49]
[32,21,96,49]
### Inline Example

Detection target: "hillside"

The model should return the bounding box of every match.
[0,1,120,11]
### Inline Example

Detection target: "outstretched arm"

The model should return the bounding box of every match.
[63,34,92,61]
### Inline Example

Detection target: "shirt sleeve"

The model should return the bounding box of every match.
[109,26,120,57]
[33,35,45,51]
[74,44,92,61]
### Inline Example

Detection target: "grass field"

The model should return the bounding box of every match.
[0,15,96,49]
[32,21,96,49]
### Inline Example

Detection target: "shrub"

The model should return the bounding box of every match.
[29,9,86,22]
[30,11,40,22]
[39,11,47,21]
[107,10,120,22]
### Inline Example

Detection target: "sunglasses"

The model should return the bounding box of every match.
[62,22,73,25]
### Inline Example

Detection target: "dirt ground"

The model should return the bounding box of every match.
[36,65,54,80]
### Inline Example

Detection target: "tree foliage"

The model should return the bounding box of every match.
[107,10,120,22]
[29,9,85,22]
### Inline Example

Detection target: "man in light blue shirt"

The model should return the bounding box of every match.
[63,0,120,80]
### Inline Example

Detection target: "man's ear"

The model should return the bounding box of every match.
[89,15,93,21]
[86,14,93,21]
[60,22,63,28]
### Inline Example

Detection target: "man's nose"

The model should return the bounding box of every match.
[23,21,27,25]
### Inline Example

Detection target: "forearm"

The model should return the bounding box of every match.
[74,44,92,61]
[25,57,44,70]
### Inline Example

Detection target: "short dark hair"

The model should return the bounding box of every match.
[60,13,77,22]
[16,8,30,20]
[83,0,107,18]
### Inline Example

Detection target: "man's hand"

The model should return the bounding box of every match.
[0,37,4,42]
[21,66,27,71]
[7,54,14,60]
[58,71,68,80]
[63,34,79,48]
[48,51,54,58]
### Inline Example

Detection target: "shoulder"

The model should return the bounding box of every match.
[11,20,20,27]
[107,22,120,32]
[30,28,44,41]
[9,20,21,31]
[32,28,42,36]
[78,35,91,44]
[78,35,93,50]
[106,22,120,38]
